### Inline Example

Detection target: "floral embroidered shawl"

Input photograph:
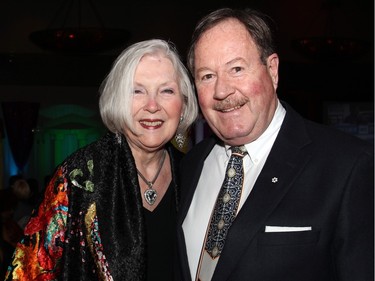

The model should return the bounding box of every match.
[5,132,181,281]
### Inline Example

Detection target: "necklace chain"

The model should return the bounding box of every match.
[137,150,166,205]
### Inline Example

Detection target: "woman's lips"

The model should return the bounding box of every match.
[139,119,163,129]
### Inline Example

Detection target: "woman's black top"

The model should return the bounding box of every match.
[144,184,176,281]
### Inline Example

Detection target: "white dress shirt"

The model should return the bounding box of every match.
[182,100,286,280]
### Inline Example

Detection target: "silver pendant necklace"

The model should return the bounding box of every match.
[136,150,167,205]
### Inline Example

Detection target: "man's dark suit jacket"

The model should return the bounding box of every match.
[176,102,374,281]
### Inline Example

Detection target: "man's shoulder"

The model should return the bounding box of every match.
[187,135,217,155]
[283,102,372,153]
[304,118,372,151]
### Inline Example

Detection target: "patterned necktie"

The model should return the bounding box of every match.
[205,145,248,259]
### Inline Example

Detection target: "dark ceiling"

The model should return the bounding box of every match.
[0,0,373,113]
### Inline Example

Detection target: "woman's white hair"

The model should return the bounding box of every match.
[99,39,198,134]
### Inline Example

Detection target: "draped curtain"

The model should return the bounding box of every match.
[1,102,40,174]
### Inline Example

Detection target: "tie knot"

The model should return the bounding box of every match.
[230,145,247,157]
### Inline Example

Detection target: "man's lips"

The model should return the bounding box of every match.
[214,98,248,113]
[139,119,163,129]
[215,103,245,113]
[221,105,242,112]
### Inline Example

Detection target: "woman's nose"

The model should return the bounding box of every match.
[144,96,161,112]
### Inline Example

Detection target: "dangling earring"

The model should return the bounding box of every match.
[175,115,185,149]
[115,131,122,144]
[175,133,185,149]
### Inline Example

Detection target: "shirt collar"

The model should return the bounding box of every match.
[222,99,286,161]
[245,99,285,162]
[222,100,286,159]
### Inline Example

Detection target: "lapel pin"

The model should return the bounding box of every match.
[272,177,278,183]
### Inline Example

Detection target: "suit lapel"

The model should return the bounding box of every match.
[213,105,313,280]
[177,136,218,281]
[178,136,218,225]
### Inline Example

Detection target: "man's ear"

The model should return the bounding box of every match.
[267,53,279,89]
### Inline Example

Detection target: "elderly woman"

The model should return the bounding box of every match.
[5,39,198,281]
